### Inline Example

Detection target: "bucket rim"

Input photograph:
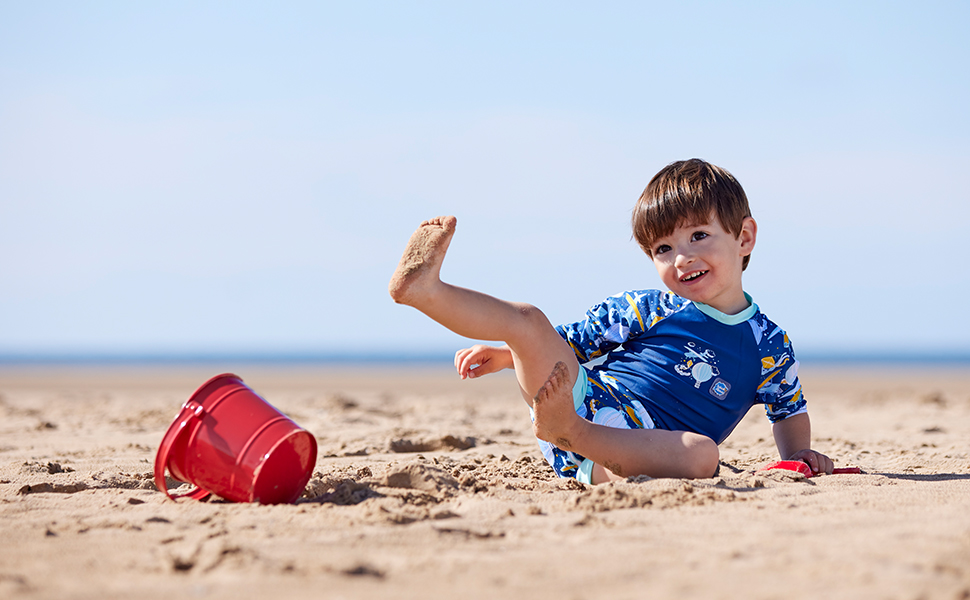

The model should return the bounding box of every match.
[189,372,245,399]
[250,428,318,504]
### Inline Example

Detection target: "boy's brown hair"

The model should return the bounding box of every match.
[632,158,753,270]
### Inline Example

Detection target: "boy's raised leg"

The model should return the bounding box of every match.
[389,216,580,403]
[533,362,720,482]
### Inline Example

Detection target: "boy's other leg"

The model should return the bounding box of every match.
[533,362,719,481]
[389,216,580,402]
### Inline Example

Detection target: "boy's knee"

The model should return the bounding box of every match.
[513,303,552,329]
[685,434,720,479]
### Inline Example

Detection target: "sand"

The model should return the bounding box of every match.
[1,363,969,599]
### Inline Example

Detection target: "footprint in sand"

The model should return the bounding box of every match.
[383,461,459,493]
[388,434,477,453]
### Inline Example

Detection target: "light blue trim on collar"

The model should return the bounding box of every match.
[693,292,757,325]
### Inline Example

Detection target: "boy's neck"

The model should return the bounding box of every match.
[696,284,751,316]
[693,292,756,324]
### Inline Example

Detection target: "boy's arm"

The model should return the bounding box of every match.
[771,412,833,474]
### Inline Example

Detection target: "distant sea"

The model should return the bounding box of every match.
[1,351,969,367]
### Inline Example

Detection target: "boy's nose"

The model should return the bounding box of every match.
[674,252,694,268]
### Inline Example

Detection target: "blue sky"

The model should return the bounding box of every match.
[1,2,968,357]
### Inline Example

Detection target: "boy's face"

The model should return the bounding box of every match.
[649,214,757,315]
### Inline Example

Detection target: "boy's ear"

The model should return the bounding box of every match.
[739,217,757,256]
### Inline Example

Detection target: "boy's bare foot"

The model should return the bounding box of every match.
[388,216,457,306]
[532,361,585,451]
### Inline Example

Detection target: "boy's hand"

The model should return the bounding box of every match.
[788,449,834,475]
[772,413,833,474]
[455,344,514,379]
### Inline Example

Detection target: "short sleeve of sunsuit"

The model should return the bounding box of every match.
[754,326,808,423]
[556,290,689,363]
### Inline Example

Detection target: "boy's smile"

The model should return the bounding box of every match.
[650,214,756,315]
[680,269,709,282]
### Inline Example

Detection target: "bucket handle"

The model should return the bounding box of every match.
[154,399,212,502]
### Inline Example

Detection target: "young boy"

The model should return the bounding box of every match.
[389,158,833,484]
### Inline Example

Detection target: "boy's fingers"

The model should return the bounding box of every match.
[469,360,495,378]
[455,349,476,378]
[790,450,818,472]
[454,348,469,370]
[805,451,832,474]
[459,354,487,379]
[802,453,818,472]
[821,455,834,475]
[807,452,835,474]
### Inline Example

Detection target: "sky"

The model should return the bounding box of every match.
[1,1,968,358]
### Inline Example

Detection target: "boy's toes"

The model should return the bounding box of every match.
[551,361,570,388]
[421,215,457,230]
[532,361,578,450]
[534,361,568,406]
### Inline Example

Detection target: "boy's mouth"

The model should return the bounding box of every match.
[680,270,708,283]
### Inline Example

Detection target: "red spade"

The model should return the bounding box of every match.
[758,460,862,478]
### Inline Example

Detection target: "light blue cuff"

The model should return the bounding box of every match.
[573,367,592,484]
[572,364,588,412]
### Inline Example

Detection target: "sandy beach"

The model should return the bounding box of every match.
[1,362,968,599]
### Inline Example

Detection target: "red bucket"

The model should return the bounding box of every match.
[154,373,317,504]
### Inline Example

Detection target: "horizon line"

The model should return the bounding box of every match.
[1,350,969,367]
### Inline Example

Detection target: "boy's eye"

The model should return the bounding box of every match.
[655,244,671,255]
[691,231,708,242]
